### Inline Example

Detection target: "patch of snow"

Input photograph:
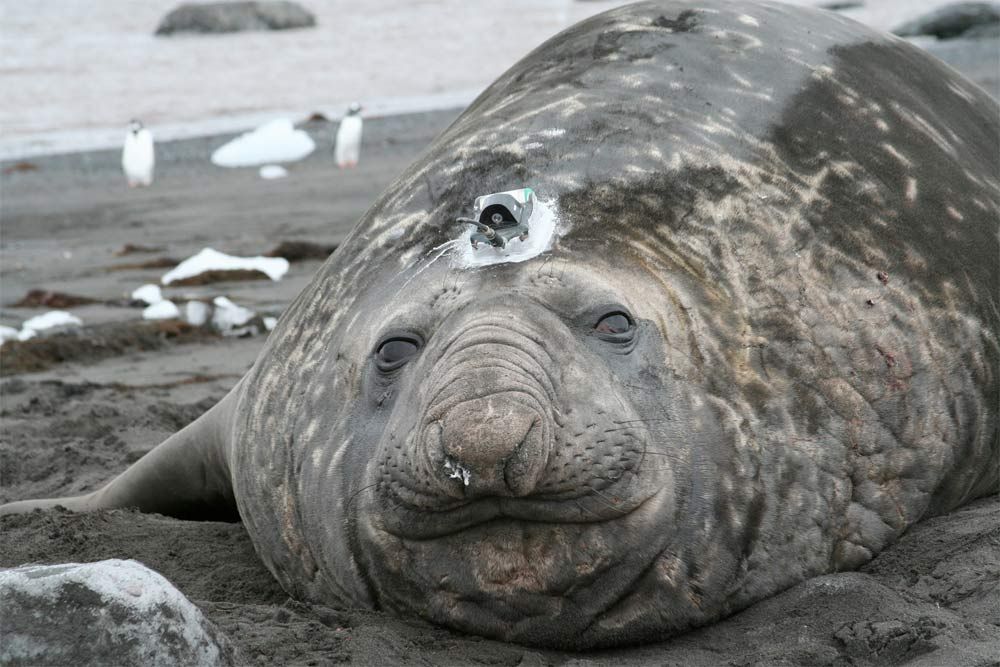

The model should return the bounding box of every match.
[184,301,212,327]
[210,118,314,168]
[21,311,83,333]
[131,284,163,305]
[0,326,20,344]
[263,316,278,331]
[0,310,83,345]
[161,248,289,285]
[259,164,288,179]
[212,296,255,330]
[142,300,180,320]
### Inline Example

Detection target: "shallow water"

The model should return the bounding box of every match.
[0,0,965,158]
[0,0,628,157]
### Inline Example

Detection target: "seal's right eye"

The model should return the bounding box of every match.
[594,312,632,336]
[375,335,422,372]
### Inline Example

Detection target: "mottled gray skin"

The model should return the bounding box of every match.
[3,0,998,649]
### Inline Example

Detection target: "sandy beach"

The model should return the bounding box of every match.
[2,3,999,664]
[4,108,999,667]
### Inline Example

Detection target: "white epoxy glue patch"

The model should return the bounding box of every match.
[398,190,566,289]
[451,191,562,268]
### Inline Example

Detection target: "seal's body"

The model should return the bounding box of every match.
[4,1,997,648]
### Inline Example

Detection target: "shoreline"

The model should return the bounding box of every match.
[0,93,477,162]
[0,106,464,174]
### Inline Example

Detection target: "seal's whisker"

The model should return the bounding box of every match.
[605,418,671,433]
[345,482,379,509]
[634,439,648,480]
[574,499,604,519]
[612,418,671,425]
[585,487,634,516]
[399,239,459,291]
[604,426,651,433]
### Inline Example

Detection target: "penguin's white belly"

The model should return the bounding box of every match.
[335,117,363,167]
[123,130,155,186]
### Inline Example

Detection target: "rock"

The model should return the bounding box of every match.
[893,2,1000,40]
[12,290,99,309]
[818,1,865,10]
[114,243,165,257]
[2,161,38,175]
[0,559,236,666]
[922,37,1000,99]
[265,240,338,262]
[155,1,316,36]
[962,21,1000,37]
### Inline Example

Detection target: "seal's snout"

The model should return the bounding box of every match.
[433,393,550,497]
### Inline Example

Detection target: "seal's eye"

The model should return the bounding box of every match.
[375,335,421,371]
[595,312,632,336]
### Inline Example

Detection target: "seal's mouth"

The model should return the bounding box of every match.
[376,475,653,540]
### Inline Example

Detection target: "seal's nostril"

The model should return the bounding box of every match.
[502,418,544,495]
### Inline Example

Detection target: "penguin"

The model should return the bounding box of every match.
[334,103,363,168]
[122,119,155,187]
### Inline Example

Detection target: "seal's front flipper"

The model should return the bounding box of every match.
[0,388,239,522]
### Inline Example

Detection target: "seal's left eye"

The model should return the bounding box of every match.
[375,335,421,371]
[595,312,632,335]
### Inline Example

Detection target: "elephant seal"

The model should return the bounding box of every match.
[3,0,997,649]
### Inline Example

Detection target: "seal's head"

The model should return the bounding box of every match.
[354,258,700,647]
[238,224,754,647]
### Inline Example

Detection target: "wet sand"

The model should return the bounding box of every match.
[2,88,998,663]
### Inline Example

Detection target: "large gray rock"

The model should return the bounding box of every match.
[893,2,1000,39]
[961,21,1000,38]
[155,1,316,36]
[922,36,1000,99]
[0,559,236,666]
